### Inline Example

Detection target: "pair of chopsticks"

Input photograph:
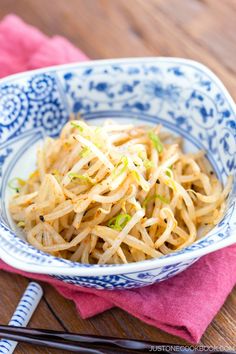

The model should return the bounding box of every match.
[0,326,236,354]
[0,325,158,353]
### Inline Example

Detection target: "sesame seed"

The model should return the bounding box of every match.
[39,215,45,222]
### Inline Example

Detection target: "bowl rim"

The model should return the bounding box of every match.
[0,55,235,110]
[0,56,235,276]
[0,232,235,276]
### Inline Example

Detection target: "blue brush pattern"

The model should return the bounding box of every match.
[0,282,43,354]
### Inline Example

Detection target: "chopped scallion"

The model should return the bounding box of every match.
[143,193,170,207]
[131,170,140,183]
[17,221,25,228]
[143,159,154,169]
[112,156,128,178]
[71,121,84,132]
[107,213,131,231]
[148,131,163,153]
[68,173,93,184]
[79,147,91,158]
[8,178,25,192]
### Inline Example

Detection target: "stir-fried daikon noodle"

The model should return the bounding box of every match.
[9,119,232,264]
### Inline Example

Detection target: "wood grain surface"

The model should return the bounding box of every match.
[0,0,235,352]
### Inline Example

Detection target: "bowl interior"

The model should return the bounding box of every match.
[0,58,235,271]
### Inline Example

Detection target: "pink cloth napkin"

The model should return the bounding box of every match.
[0,15,236,344]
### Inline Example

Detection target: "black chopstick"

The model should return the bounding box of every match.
[0,325,235,354]
[0,325,157,353]
[0,330,103,353]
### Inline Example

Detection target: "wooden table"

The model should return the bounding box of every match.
[0,0,235,352]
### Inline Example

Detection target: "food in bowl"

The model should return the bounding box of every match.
[9,119,232,265]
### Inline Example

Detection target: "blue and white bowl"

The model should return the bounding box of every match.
[0,58,235,290]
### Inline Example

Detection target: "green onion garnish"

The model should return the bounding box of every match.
[120,156,128,174]
[143,159,154,169]
[112,156,128,177]
[143,194,170,208]
[17,221,25,228]
[79,147,91,158]
[156,194,170,204]
[131,170,150,191]
[94,141,103,149]
[71,121,83,132]
[165,166,174,178]
[8,178,25,192]
[131,170,140,182]
[138,151,146,160]
[107,213,131,231]
[148,131,163,153]
[68,173,93,184]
